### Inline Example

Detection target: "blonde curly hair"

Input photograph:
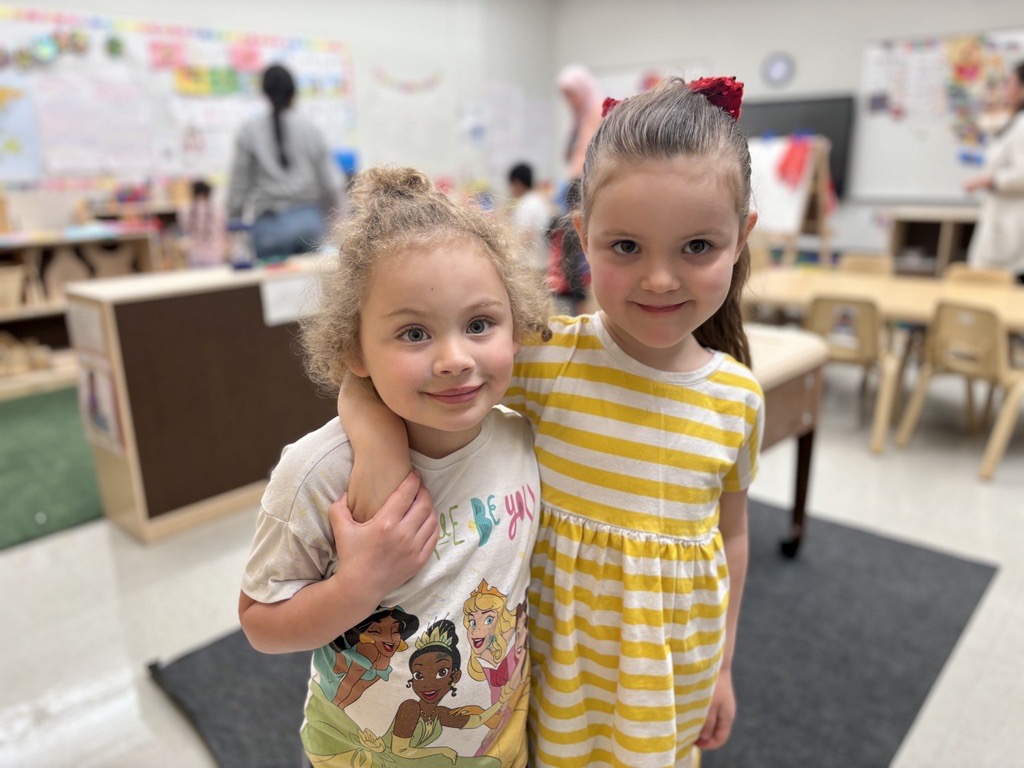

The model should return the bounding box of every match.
[301,166,552,393]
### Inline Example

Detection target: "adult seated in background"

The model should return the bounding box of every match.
[965,60,1024,284]
[507,162,553,282]
[226,64,342,261]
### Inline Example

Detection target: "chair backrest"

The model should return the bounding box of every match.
[837,251,895,275]
[747,232,773,272]
[942,262,1013,285]
[926,301,1008,382]
[804,295,883,365]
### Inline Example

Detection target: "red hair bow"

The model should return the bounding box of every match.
[688,76,744,121]
[601,96,620,117]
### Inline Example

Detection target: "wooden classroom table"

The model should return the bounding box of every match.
[745,266,1024,331]
[747,323,828,557]
[64,256,337,542]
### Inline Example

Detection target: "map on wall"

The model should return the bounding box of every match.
[0,6,356,187]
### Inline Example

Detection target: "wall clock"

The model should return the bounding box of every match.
[762,51,795,88]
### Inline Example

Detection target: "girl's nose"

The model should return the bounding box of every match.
[434,337,474,376]
[640,256,679,293]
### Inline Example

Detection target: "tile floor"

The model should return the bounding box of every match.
[2,365,1022,767]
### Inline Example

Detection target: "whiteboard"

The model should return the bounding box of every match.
[848,28,1024,203]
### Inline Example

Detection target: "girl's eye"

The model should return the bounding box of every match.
[400,327,429,342]
[413,672,424,680]
[685,240,713,256]
[437,667,449,679]
[611,240,640,255]
[467,318,493,335]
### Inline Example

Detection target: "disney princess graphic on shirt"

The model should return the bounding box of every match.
[380,619,507,766]
[462,583,529,759]
[316,605,420,709]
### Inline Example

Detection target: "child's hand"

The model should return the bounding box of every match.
[695,667,736,751]
[330,471,439,599]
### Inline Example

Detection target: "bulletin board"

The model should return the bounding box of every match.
[848,28,1024,203]
[0,6,356,190]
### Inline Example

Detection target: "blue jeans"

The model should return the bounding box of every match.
[250,204,326,260]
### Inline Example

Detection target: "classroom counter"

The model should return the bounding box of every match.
[65,256,337,542]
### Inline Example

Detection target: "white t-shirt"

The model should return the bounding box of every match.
[510,190,553,273]
[242,406,539,767]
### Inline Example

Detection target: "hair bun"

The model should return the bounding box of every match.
[348,165,433,211]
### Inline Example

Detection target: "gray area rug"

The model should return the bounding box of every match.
[149,500,996,768]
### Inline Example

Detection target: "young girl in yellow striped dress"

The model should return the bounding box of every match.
[340,76,764,768]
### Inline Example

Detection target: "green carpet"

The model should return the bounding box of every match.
[0,387,102,550]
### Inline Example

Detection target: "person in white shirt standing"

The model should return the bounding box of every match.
[965,60,1024,283]
[507,163,554,285]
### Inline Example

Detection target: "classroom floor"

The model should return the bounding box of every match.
[2,364,1022,768]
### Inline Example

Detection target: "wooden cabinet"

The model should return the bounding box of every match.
[64,258,336,542]
[887,205,979,275]
[0,226,161,397]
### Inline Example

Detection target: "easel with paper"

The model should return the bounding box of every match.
[748,135,833,266]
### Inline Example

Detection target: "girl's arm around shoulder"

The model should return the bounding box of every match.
[239,473,438,653]
[337,375,415,523]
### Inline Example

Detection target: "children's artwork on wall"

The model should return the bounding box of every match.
[0,6,356,188]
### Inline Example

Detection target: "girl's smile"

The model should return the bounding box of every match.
[427,385,484,404]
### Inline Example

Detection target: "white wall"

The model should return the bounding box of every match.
[9,0,1022,245]
[552,0,1021,100]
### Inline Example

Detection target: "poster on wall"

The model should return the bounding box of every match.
[0,6,356,187]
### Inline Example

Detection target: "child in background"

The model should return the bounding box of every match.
[507,162,554,284]
[238,166,552,767]
[339,78,763,768]
[177,179,227,268]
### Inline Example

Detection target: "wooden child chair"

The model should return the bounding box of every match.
[837,251,896,275]
[894,301,1024,480]
[803,295,900,453]
[943,262,1013,285]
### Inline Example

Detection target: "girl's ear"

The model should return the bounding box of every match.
[346,357,370,379]
[736,211,759,263]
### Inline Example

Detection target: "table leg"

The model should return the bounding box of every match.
[779,428,814,559]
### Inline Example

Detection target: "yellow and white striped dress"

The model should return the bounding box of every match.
[505,314,763,768]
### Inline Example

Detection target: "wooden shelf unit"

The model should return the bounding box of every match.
[887,205,979,276]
